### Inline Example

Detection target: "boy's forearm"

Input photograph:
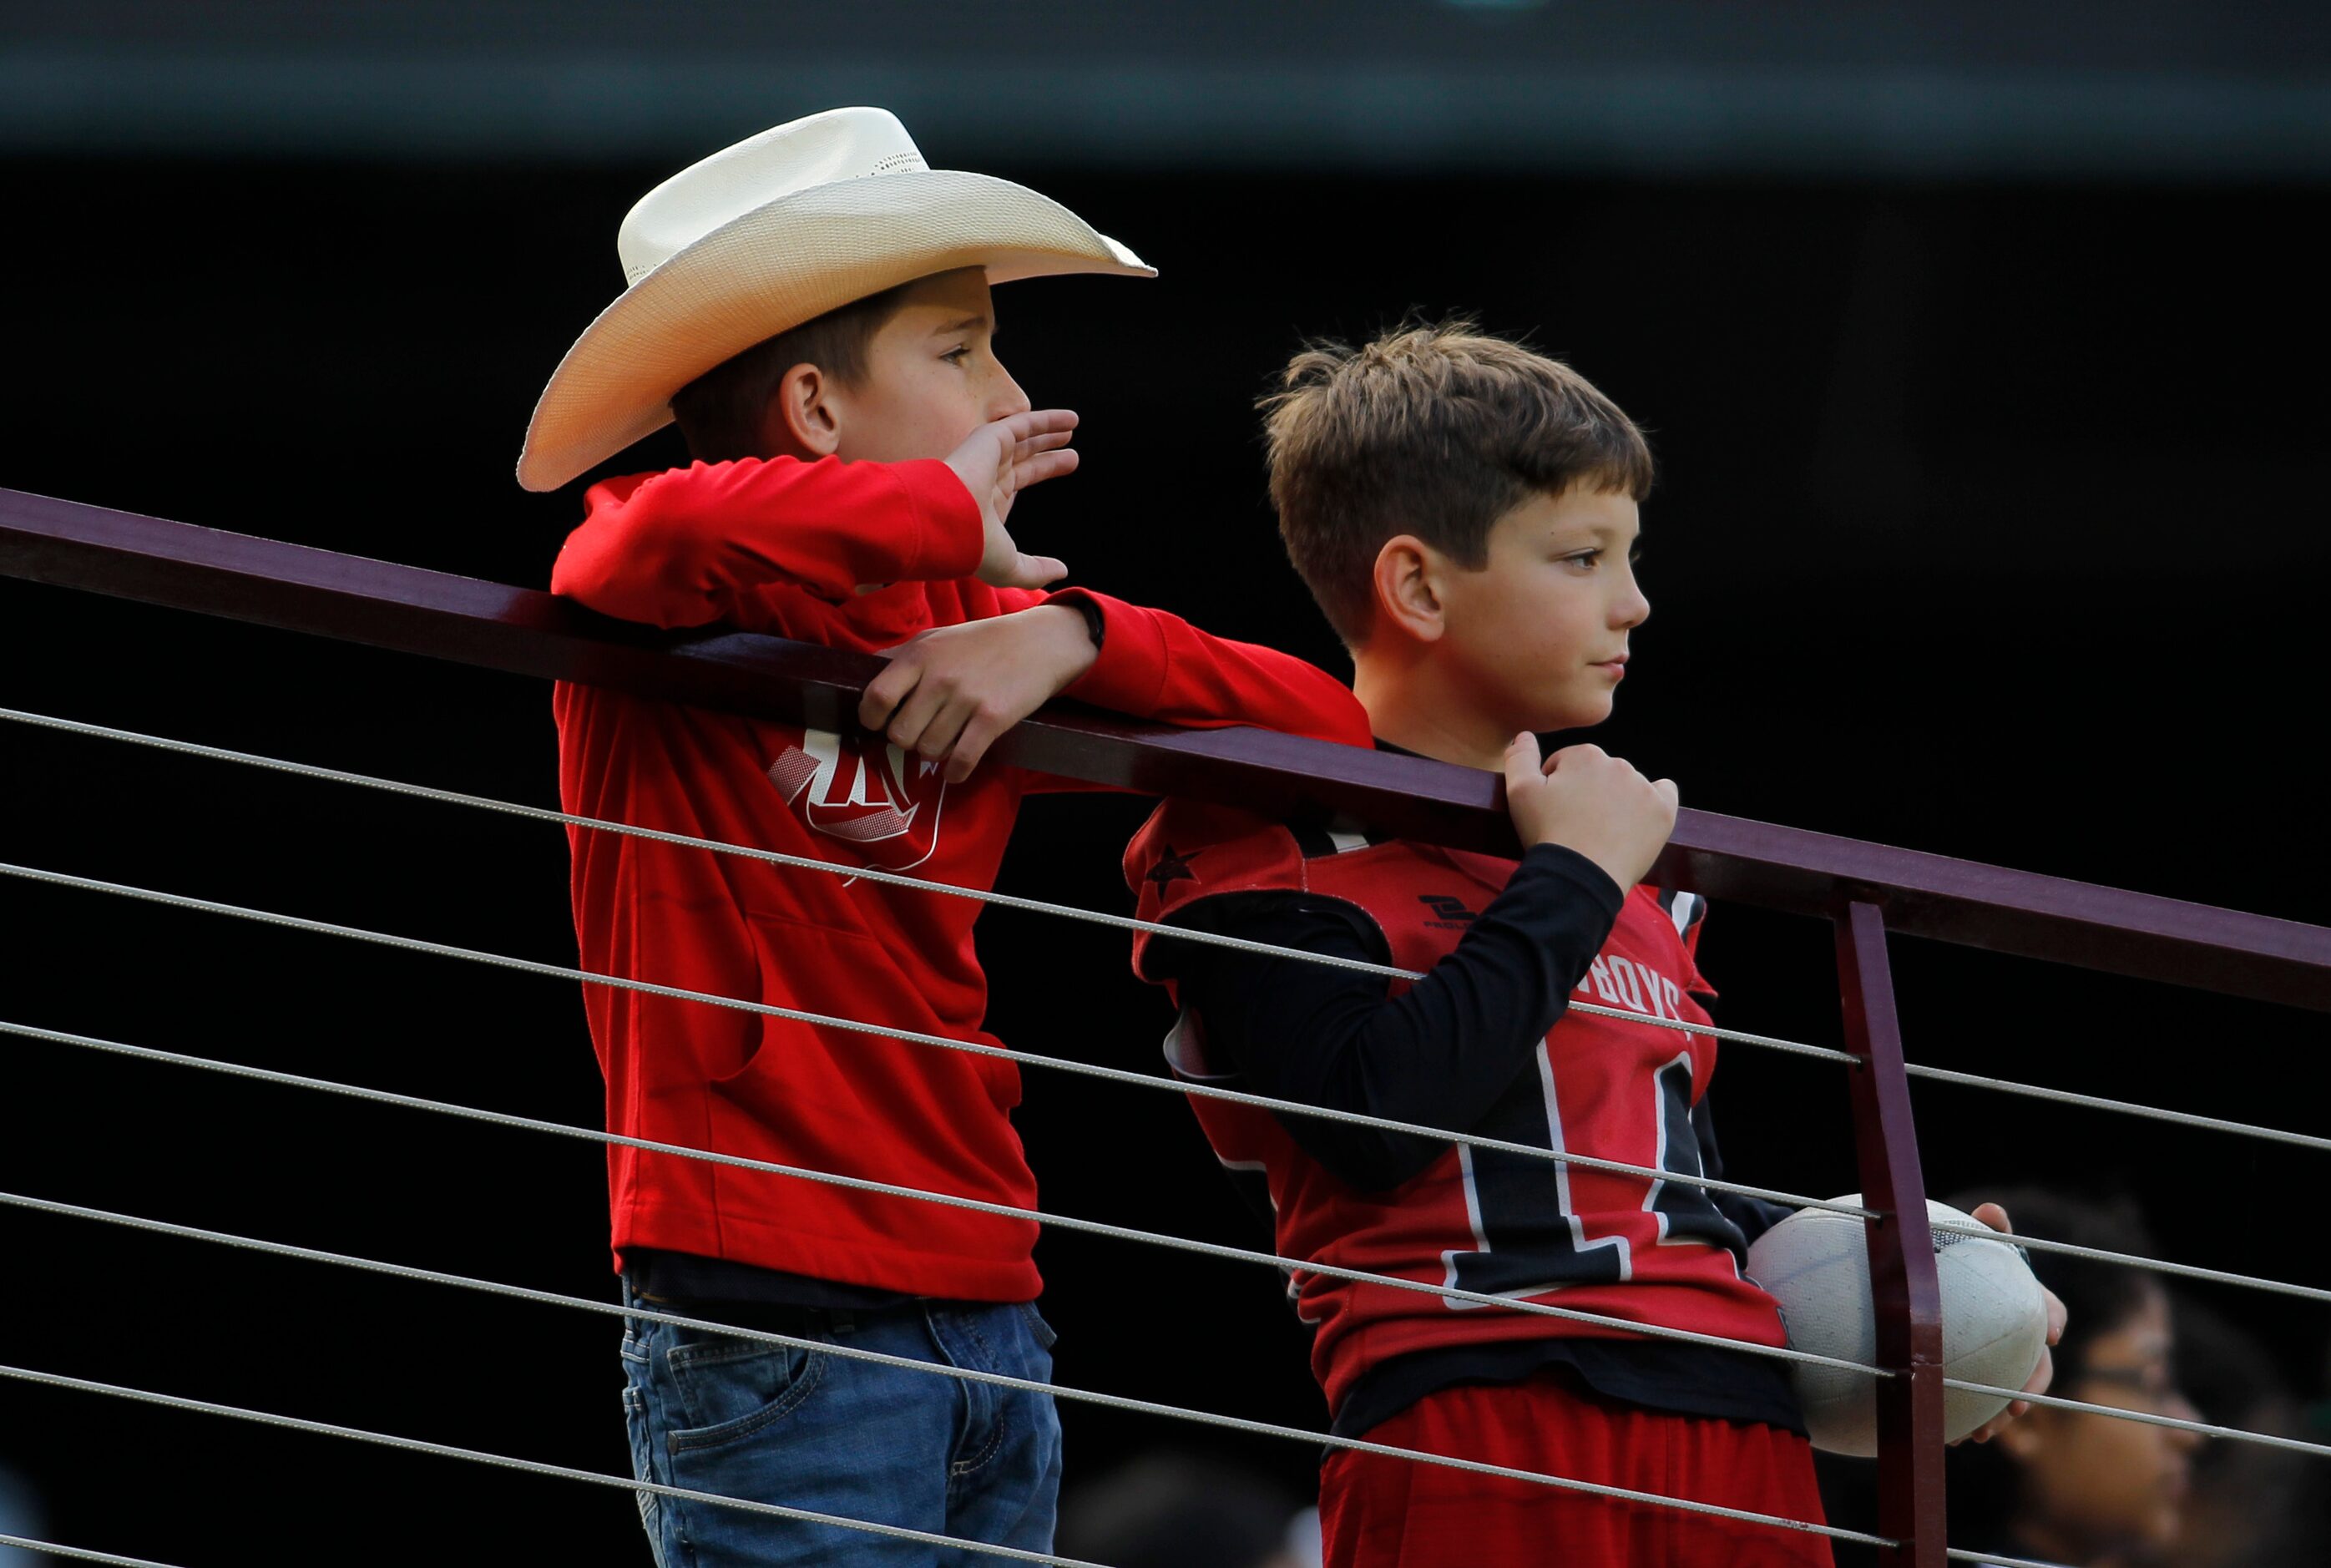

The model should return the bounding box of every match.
[1049,592,1370,746]
[552,456,983,626]
[1174,847,1622,1191]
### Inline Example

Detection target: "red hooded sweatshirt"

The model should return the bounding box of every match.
[552,454,1369,1300]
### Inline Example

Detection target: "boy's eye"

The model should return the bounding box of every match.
[941,345,972,365]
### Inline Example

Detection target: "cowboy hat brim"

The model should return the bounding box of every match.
[518,169,1155,492]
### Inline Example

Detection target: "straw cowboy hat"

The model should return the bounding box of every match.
[518,106,1155,491]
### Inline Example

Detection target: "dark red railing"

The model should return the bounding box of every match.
[8,487,2330,1565]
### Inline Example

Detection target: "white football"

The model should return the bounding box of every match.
[1746,1196,2048,1457]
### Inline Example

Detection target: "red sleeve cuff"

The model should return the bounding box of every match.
[892,459,984,581]
[1049,589,1170,713]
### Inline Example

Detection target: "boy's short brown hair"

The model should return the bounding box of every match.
[1261,320,1655,646]
[670,279,917,463]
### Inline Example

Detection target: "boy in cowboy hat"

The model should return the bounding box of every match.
[523,108,1368,1566]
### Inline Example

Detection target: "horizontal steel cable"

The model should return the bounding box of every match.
[1944,1375,2331,1460]
[0,1534,185,1568]
[1904,1060,2328,1154]
[19,1005,2316,1328]
[17,1181,2311,1471]
[0,864,1863,1220]
[1927,1218,2331,1306]
[8,862,2318,1312]
[1947,1551,2077,1568]
[0,1363,1112,1568]
[0,1188,1890,1550]
[0,1016,1872,1373]
[0,705,1853,1064]
[14,852,2316,1309]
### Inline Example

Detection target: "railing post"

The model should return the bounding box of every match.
[1836,900,1947,1566]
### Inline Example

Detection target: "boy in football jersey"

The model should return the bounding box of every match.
[1125,322,2054,1567]
[524,109,1367,1566]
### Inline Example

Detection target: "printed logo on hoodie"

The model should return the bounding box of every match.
[766,727,949,872]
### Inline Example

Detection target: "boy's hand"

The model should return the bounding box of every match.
[1957,1201,2070,1444]
[943,409,1081,590]
[857,604,1100,782]
[1502,733,1678,892]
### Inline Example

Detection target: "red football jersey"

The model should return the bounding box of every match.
[1126,800,1787,1419]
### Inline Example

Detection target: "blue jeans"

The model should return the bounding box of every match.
[619,1282,1062,1567]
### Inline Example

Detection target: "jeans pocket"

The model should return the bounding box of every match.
[665,1333,827,1454]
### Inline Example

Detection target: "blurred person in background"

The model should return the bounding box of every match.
[1946,1190,2199,1567]
[0,1463,47,1566]
[2164,1293,2320,1567]
[1056,1451,1312,1568]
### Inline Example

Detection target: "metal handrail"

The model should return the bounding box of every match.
[4,487,2322,1009]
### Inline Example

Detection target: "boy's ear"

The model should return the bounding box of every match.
[1372,535,1447,644]
[760,362,842,458]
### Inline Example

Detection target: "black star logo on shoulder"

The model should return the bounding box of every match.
[1146,847,1200,892]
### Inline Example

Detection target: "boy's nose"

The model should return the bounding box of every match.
[1616,578,1651,629]
[988,364,1033,421]
[2162,1390,2206,1446]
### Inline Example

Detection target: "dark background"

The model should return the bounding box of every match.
[3,5,2328,1564]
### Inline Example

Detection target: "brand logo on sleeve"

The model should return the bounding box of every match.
[766,728,948,872]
